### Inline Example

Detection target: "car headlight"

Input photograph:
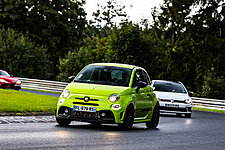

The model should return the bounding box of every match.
[0,79,8,83]
[109,94,120,102]
[62,90,70,99]
[16,80,21,85]
[185,99,192,104]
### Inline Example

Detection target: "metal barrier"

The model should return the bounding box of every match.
[18,77,225,110]
[18,77,68,93]
[192,97,225,110]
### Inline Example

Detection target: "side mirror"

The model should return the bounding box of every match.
[136,81,147,92]
[188,91,194,97]
[138,81,147,88]
[68,76,75,82]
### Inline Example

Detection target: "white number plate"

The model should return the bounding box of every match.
[165,104,179,108]
[73,105,96,112]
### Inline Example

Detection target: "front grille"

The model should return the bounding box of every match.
[160,99,170,102]
[73,102,99,106]
[70,111,98,119]
[1,83,9,87]
[69,110,115,123]
[160,99,185,104]
[174,100,185,103]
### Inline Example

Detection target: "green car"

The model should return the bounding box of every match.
[56,63,159,129]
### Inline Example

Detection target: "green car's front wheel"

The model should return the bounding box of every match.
[146,102,160,129]
[118,105,134,129]
[56,117,71,126]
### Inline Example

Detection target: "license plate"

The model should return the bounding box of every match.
[165,104,179,108]
[73,105,96,112]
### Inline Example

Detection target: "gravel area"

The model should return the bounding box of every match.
[0,116,56,124]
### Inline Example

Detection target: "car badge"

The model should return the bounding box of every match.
[171,99,174,103]
[84,97,90,102]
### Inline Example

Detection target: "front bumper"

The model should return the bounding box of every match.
[159,102,192,114]
[57,106,124,124]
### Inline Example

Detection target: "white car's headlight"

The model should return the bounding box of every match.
[109,94,120,102]
[16,80,21,85]
[62,90,70,99]
[185,99,192,104]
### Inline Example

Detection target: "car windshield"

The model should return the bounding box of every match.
[74,65,132,87]
[153,81,187,93]
[0,71,10,76]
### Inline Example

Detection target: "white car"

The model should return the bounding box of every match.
[152,80,193,118]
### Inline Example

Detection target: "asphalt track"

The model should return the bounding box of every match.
[0,110,225,150]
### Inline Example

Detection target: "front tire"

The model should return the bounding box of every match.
[185,113,192,118]
[56,117,71,126]
[146,102,160,129]
[118,105,134,129]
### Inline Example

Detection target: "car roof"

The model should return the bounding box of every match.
[88,63,142,70]
[0,70,6,72]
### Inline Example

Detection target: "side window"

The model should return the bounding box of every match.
[132,70,146,87]
[142,70,151,85]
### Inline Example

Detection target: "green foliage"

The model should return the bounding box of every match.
[0,28,52,79]
[152,0,225,92]
[200,72,225,99]
[92,0,128,28]
[0,0,87,78]
[57,36,110,81]
[0,0,224,100]
[106,22,163,79]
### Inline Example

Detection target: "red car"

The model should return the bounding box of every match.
[0,70,21,90]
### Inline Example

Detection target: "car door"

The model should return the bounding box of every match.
[132,69,149,118]
[142,70,154,113]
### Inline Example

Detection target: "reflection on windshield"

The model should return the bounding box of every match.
[74,65,132,87]
[153,81,187,93]
[0,71,10,76]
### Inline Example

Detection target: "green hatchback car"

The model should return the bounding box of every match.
[56,63,159,129]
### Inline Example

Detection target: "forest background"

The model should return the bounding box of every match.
[0,0,224,99]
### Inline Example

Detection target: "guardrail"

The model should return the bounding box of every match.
[192,97,225,110]
[17,77,225,110]
[18,77,68,93]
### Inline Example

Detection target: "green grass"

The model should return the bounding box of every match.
[22,88,61,94]
[0,88,58,113]
[193,107,225,114]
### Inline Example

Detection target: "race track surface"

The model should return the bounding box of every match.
[0,110,225,150]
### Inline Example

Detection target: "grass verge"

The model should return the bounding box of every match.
[0,88,58,113]
[193,107,225,114]
[22,88,61,94]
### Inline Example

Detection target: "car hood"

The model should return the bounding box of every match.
[0,76,18,83]
[65,82,131,96]
[154,91,190,100]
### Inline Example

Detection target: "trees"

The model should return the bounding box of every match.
[0,28,51,79]
[57,36,109,81]
[0,0,224,99]
[0,0,87,78]
[151,0,225,96]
